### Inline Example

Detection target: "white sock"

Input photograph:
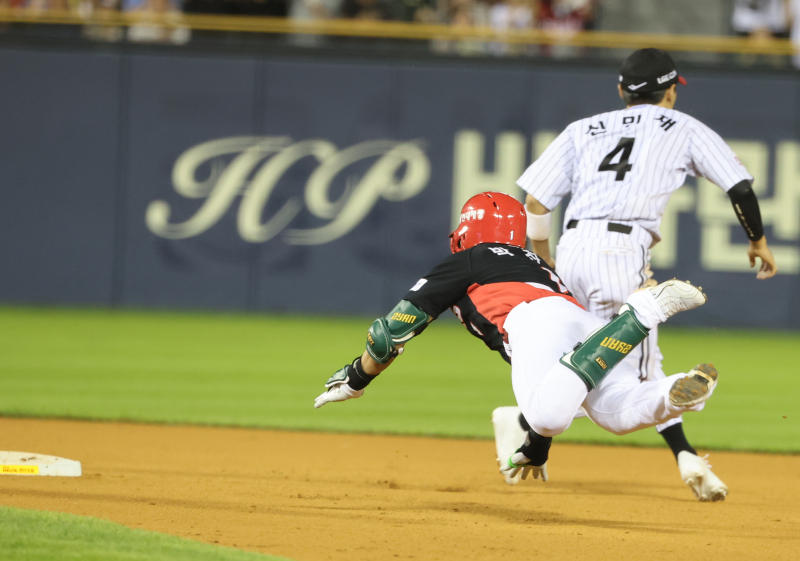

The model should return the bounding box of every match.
[624,289,667,330]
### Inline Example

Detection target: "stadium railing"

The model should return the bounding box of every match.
[0,10,796,56]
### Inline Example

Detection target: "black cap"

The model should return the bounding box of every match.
[619,48,687,94]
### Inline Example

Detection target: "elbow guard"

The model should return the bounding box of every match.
[366,300,430,364]
[727,180,764,241]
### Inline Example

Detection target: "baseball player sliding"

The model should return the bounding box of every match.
[316,192,719,485]
[493,48,777,501]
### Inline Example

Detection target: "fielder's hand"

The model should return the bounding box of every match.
[500,451,548,482]
[314,364,364,409]
[748,237,778,279]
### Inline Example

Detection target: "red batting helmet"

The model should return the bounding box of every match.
[449,192,527,254]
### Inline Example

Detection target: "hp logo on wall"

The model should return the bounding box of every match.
[146,136,431,246]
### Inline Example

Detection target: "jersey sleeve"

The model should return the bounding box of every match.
[687,120,753,191]
[401,251,474,320]
[516,125,575,211]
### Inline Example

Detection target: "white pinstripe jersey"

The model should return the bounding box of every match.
[517,105,753,240]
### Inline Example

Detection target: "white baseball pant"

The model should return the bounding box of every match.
[554,219,681,432]
[505,291,703,438]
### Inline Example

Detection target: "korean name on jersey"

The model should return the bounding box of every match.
[518,105,752,240]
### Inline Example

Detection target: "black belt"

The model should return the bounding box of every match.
[566,220,632,235]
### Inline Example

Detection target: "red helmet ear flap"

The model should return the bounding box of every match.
[449,224,468,253]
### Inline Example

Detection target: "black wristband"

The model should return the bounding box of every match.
[519,429,552,467]
[727,180,764,241]
[346,357,377,391]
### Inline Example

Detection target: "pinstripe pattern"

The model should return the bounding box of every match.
[555,224,648,320]
[517,105,752,241]
[517,105,751,433]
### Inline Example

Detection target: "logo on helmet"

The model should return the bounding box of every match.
[460,209,486,222]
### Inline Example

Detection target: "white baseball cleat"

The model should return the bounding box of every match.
[648,279,707,319]
[491,406,526,485]
[677,451,728,502]
[670,363,718,407]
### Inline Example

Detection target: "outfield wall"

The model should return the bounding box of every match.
[1,44,800,328]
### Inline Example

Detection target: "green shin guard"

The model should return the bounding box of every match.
[560,304,650,390]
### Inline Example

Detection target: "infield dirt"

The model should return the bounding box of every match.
[0,418,797,561]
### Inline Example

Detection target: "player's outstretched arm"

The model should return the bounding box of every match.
[748,236,778,279]
[314,300,431,409]
[525,194,555,268]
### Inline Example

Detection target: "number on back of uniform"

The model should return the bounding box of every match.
[598,137,635,181]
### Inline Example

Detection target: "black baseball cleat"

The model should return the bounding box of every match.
[669,363,718,407]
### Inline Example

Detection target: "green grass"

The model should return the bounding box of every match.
[0,306,797,452]
[0,506,291,561]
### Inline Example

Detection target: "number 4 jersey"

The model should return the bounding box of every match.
[517,105,753,241]
[402,243,581,363]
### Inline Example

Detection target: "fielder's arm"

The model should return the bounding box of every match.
[314,300,431,409]
[525,194,555,268]
[727,180,777,279]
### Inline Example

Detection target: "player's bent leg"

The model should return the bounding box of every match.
[505,298,600,481]
[509,356,588,480]
[525,362,589,437]
[508,298,596,432]
[583,363,719,436]
[560,280,707,390]
[503,362,589,483]
[559,302,651,390]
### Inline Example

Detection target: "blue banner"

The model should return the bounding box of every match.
[1,47,798,328]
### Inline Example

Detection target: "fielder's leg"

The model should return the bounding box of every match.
[645,317,728,501]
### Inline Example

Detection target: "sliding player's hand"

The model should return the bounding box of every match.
[500,451,548,482]
[313,365,364,409]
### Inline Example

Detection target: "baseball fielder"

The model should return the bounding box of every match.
[496,48,777,501]
[315,192,718,483]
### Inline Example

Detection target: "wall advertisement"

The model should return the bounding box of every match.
[1,48,798,327]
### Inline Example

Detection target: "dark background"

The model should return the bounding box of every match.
[1,41,798,328]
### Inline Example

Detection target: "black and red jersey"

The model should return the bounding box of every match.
[403,243,582,364]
